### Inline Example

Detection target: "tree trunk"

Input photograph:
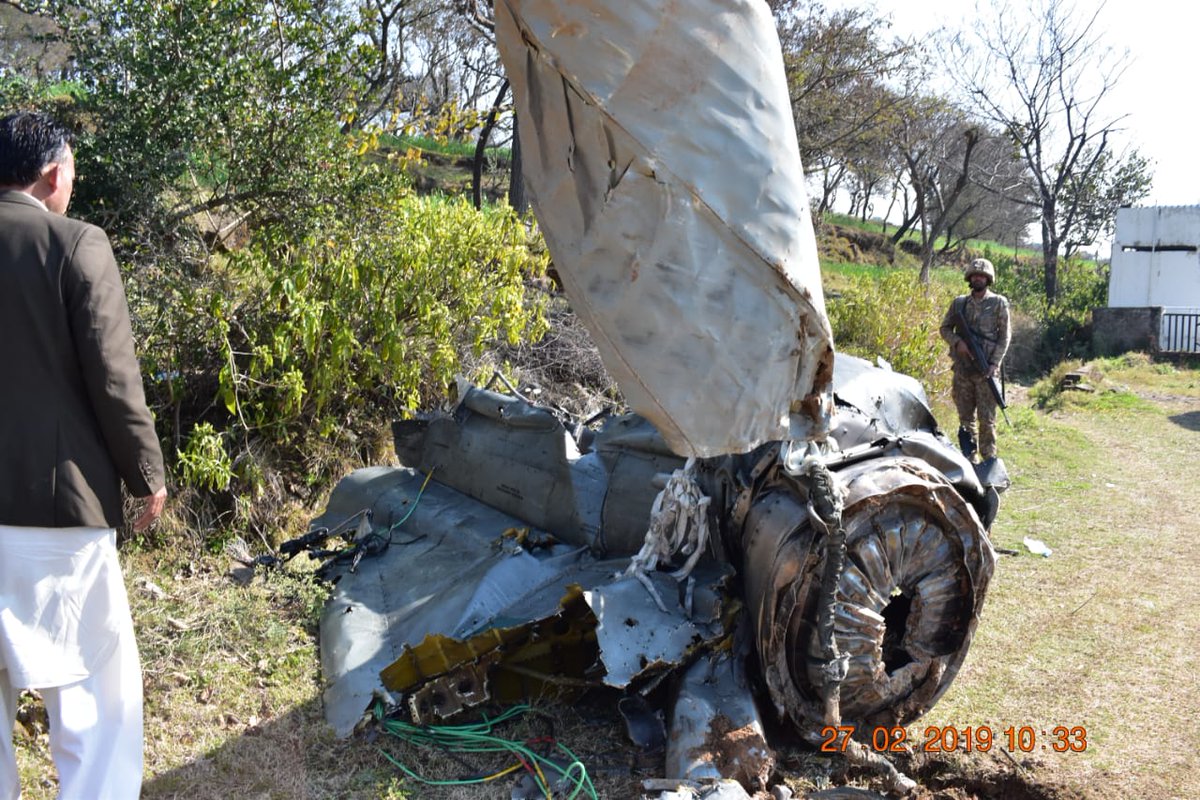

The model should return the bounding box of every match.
[919,236,934,284]
[1042,202,1059,303]
[818,164,845,215]
[472,80,509,210]
[889,207,920,245]
[507,114,528,214]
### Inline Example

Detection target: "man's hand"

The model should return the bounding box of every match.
[133,485,168,531]
[955,340,971,357]
[987,364,999,379]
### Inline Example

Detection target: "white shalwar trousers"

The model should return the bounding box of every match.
[0,526,143,800]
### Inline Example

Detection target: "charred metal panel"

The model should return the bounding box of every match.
[739,457,994,729]
[493,0,834,457]
[316,467,582,736]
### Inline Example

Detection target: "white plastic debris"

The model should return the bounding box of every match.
[1023,537,1053,557]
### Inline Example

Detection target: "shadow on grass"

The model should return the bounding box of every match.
[140,697,406,800]
[1168,410,1200,431]
[140,691,646,800]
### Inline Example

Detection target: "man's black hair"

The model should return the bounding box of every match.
[0,111,74,187]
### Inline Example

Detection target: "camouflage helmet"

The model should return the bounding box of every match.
[965,258,995,285]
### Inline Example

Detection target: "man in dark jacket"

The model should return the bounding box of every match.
[0,111,166,800]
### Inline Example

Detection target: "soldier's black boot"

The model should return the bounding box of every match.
[958,426,977,461]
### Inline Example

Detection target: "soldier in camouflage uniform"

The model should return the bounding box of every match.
[940,258,1011,461]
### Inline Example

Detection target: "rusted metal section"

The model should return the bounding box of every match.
[380,585,602,716]
[492,0,834,457]
[739,457,995,731]
[666,653,773,792]
[407,655,495,723]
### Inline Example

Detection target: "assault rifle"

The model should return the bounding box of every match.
[956,300,1011,427]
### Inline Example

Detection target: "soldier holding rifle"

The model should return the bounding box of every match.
[940,258,1011,461]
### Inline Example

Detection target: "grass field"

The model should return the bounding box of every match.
[11,355,1198,798]
[907,355,1200,799]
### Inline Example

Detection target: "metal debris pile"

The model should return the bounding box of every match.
[300,2,1010,796]
[303,356,1003,797]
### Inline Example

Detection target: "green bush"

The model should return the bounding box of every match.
[206,190,547,440]
[2,0,549,546]
[144,186,547,543]
[983,247,1108,373]
[826,269,957,400]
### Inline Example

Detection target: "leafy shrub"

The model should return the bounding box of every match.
[207,190,547,439]
[177,422,234,492]
[826,269,958,400]
[983,247,1108,374]
[140,186,547,543]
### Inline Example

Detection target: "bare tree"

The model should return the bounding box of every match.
[354,1,438,123]
[952,0,1137,302]
[891,99,981,281]
[769,0,921,212]
[943,130,1039,250]
[892,95,1038,281]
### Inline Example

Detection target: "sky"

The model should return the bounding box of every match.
[823,0,1200,209]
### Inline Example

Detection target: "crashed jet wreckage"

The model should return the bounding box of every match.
[309,0,1006,795]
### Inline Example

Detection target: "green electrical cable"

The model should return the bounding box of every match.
[373,702,598,799]
[385,467,437,535]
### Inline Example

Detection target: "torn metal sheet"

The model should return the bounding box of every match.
[316,356,996,736]
[830,353,940,436]
[392,384,680,556]
[315,466,591,736]
[316,465,733,736]
[585,567,725,687]
[314,358,997,800]
[493,0,834,457]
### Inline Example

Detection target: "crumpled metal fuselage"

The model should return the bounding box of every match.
[317,357,997,757]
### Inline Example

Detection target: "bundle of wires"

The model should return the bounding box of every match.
[374,702,598,799]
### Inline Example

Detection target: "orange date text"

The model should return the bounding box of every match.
[819,725,1088,753]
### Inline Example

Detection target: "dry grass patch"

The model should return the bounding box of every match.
[918,359,1200,799]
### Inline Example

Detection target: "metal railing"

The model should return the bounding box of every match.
[1160,311,1200,353]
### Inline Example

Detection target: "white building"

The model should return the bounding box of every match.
[1107,206,1200,353]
